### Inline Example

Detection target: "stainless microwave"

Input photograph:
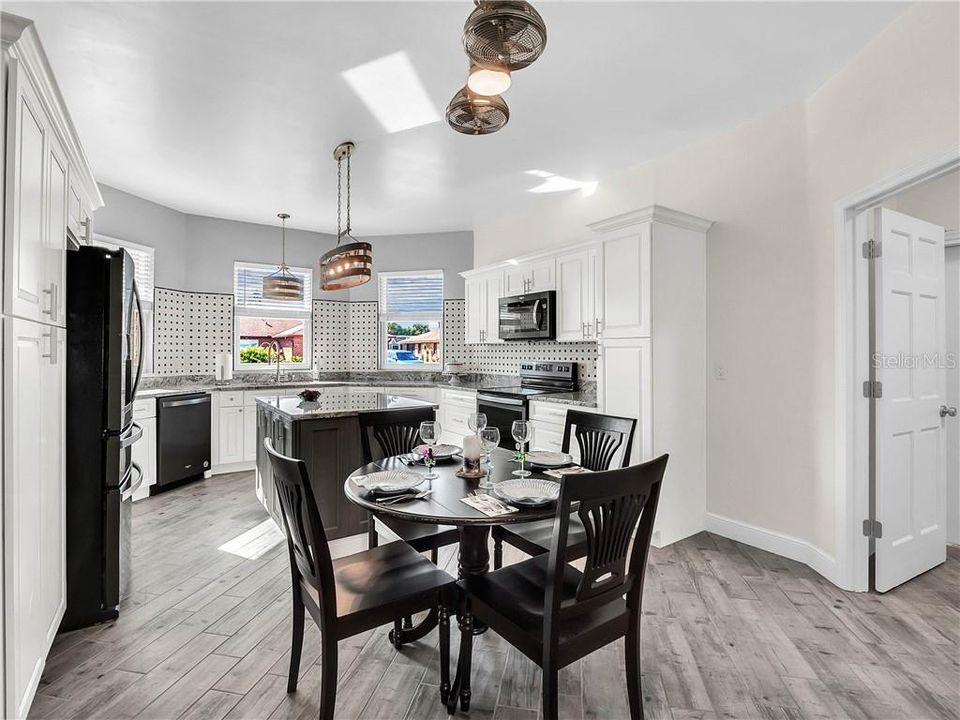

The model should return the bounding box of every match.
[498,290,556,341]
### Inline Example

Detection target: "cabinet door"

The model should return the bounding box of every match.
[503,266,527,297]
[597,338,652,465]
[4,319,65,719]
[464,277,484,344]
[601,226,651,338]
[217,407,245,465]
[556,250,589,341]
[526,258,556,293]
[242,405,257,462]
[67,182,83,242]
[588,244,603,339]
[4,62,48,323]
[45,134,68,327]
[483,272,503,342]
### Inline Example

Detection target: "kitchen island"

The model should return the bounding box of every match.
[255,388,437,539]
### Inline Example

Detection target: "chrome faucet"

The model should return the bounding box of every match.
[261,341,282,383]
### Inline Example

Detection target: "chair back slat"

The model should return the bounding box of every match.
[545,454,668,618]
[358,406,436,464]
[264,438,336,611]
[562,410,637,471]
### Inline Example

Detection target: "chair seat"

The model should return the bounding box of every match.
[495,513,588,560]
[304,541,453,639]
[377,515,460,553]
[462,555,629,666]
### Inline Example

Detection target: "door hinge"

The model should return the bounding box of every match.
[862,380,883,399]
[862,239,882,259]
[862,519,883,539]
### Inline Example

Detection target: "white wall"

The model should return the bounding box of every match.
[471,3,959,566]
[94,185,473,300]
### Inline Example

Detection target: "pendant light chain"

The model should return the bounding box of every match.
[336,155,343,243]
[320,140,371,291]
[280,214,287,268]
[346,151,352,235]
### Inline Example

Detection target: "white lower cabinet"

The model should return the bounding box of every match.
[597,338,653,465]
[217,406,246,465]
[3,318,65,719]
[438,388,476,445]
[243,406,257,462]
[131,398,157,502]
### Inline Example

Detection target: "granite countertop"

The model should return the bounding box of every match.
[531,391,597,408]
[256,389,437,420]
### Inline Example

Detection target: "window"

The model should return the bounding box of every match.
[379,270,444,370]
[93,234,155,374]
[234,261,312,370]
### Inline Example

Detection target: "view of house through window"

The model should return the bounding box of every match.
[234,261,312,369]
[379,270,443,369]
[237,317,306,365]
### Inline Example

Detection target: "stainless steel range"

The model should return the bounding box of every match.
[476,362,578,449]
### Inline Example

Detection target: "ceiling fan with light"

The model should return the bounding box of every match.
[446,0,547,136]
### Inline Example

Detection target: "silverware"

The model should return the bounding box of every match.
[376,489,433,505]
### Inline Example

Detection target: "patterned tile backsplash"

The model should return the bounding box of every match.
[152,292,596,382]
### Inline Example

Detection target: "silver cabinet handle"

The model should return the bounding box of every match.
[42,330,58,364]
[595,318,603,338]
[941,405,958,418]
[42,282,57,317]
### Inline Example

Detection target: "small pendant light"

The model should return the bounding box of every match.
[319,141,373,291]
[262,213,305,302]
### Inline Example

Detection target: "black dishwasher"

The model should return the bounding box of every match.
[156,392,211,493]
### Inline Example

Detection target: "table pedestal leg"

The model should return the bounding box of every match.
[445,525,489,714]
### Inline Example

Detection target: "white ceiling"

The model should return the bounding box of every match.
[9,1,906,235]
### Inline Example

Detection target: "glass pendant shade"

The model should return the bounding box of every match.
[263,213,304,302]
[467,64,511,95]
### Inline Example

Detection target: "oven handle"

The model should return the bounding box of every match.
[477,393,526,407]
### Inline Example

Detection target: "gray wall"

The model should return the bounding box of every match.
[94,185,473,300]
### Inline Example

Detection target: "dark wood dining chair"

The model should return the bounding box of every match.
[456,454,668,720]
[264,438,455,720]
[492,409,637,568]
[358,406,460,564]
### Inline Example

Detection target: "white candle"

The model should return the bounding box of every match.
[463,434,481,461]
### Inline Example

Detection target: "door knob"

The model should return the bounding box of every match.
[941,405,958,418]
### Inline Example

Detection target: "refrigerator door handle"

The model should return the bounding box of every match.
[119,422,143,449]
[131,279,145,401]
[120,462,143,500]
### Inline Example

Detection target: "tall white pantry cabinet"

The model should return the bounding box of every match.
[1,14,102,719]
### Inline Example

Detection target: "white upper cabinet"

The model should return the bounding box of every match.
[4,60,48,324]
[45,133,68,326]
[597,225,652,339]
[464,269,503,344]
[555,245,603,342]
[503,257,555,296]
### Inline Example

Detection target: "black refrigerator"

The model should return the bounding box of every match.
[62,246,145,631]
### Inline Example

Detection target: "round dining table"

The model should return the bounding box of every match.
[343,445,561,714]
[343,446,558,583]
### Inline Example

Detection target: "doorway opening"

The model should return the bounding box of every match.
[834,149,959,592]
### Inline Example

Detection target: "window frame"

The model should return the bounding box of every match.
[234,260,313,372]
[378,269,444,372]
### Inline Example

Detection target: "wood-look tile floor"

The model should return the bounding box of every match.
[29,471,959,720]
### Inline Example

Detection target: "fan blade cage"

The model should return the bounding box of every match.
[445,87,510,135]
[463,1,547,71]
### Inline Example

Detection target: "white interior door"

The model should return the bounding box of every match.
[945,243,959,545]
[873,207,948,592]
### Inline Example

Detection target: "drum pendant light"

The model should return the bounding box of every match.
[262,213,305,302]
[319,142,373,291]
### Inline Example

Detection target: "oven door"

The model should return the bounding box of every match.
[476,393,528,450]
[498,291,555,341]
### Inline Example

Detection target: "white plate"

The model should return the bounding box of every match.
[413,443,462,460]
[526,451,573,468]
[352,471,424,495]
[493,478,561,507]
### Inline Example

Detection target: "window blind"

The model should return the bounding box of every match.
[379,271,444,317]
[234,262,312,313]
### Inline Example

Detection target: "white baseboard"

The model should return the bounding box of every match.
[705,512,840,585]
[211,460,255,476]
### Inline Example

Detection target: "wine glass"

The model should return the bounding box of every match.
[468,412,487,434]
[478,427,500,488]
[418,420,440,480]
[511,420,532,478]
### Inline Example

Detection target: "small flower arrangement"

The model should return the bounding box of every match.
[417,446,436,472]
[298,388,320,402]
[513,448,527,465]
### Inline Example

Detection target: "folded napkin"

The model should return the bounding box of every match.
[460,494,518,517]
[544,465,590,479]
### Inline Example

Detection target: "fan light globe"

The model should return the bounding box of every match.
[467,65,511,96]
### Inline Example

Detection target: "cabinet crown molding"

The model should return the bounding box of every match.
[2,12,103,211]
[588,205,713,235]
